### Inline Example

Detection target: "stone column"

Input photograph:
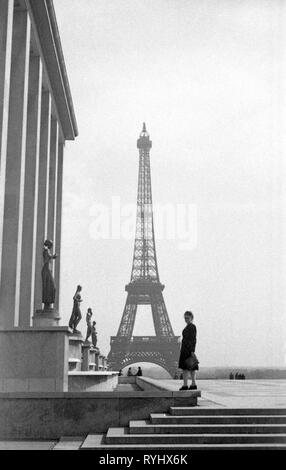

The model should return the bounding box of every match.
[0,9,31,329]
[33,91,51,313]
[47,118,59,248]
[33,98,60,327]
[33,114,61,326]
[55,142,64,311]
[18,55,42,327]
[0,0,13,286]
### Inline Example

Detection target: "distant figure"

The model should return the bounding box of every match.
[91,321,97,348]
[118,369,122,377]
[178,311,199,390]
[69,285,83,333]
[127,367,133,377]
[241,373,245,380]
[85,308,93,342]
[235,372,239,380]
[136,366,142,377]
[41,240,57,309]
[229,372,234,380]
[174,372,179,380]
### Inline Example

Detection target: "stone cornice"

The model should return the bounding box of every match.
[26,0,78,140]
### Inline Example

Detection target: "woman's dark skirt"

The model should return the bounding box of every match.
[178,350,199,371]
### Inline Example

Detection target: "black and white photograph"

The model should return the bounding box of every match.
[0,0,286,460]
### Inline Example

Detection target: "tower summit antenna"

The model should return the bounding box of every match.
[137,122,151,147]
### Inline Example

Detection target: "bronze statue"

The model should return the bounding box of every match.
[91,321,97,348]
[41,239,57,309]
[85,307,93,342]
[68,285,83,333]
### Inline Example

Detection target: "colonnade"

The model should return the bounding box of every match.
[0,0,77,329]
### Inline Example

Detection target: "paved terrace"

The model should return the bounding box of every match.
[162,379,286,408]
[0,379,285,449]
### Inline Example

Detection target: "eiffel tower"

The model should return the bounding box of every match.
[108,124,180,376]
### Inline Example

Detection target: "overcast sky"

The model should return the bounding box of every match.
[54,0,286,368]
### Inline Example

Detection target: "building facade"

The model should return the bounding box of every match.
[0,0,78,391]
[0,0,77,328]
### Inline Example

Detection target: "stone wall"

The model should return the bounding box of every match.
[0,390,198,439]
[0,329,69,392]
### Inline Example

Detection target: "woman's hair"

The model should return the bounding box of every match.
[44,239,53,249]
[77,285,82,291]
[184,310,194,319]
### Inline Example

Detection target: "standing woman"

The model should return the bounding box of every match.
[178,311,199,390]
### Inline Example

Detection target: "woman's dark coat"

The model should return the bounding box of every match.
[178,323,199,370]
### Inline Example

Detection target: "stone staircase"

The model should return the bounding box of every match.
[75,406,286,449]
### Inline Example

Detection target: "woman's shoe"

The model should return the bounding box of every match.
[179,385,189,391]
[189,385,197,390]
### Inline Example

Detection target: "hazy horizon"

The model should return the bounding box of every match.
[54,0,286,367]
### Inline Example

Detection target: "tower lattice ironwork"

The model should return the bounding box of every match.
[107,124,180,376]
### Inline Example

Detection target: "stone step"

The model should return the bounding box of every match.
[0,441,57,450]
[170,407,286,416]
[53,436,85,450]
[81,434,286,450]
[129,420,286,434]
[150,413,286,424]
[105,427,286,444]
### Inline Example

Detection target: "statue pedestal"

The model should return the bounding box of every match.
[82,341,91,371]
[89,346,98,371]
[68,332,84,371]
[0,327,70,392]
[81,342,98,371]
[98,353,107,370]
[33,308,61,327]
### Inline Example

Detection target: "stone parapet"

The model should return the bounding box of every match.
[0,389,201,439]
[0,328,70,392]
